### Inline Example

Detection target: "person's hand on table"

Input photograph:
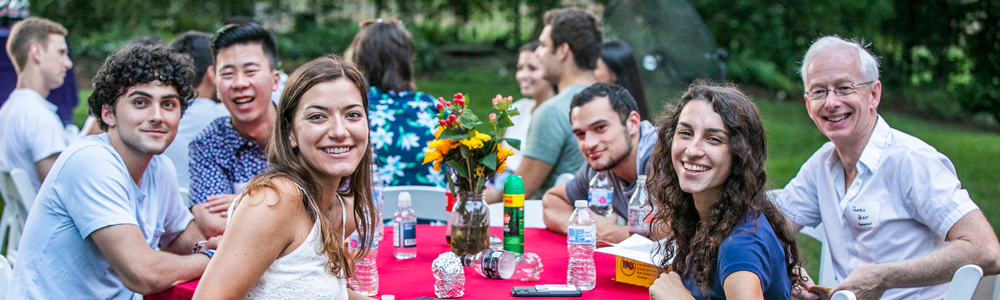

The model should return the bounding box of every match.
[205,194,238,216]
[832,264,887,300]
[595,213,629,243]
[649,272,695,300]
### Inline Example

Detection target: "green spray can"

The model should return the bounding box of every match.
[503,175,524,253]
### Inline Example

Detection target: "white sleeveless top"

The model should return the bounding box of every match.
[228,185,350,300]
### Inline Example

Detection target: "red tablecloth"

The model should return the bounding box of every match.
[147,225,648,299]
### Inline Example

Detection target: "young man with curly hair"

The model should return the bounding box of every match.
[0,17,73,191]
[486,7,602,204]
[7,44,217,299]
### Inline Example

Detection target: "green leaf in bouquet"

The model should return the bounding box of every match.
[437,127,468,141]
[459,109,481,129]
[460,145,469,159]
[497,114,514,128]
[503,138,521,150]
[479,152,497,170]
[507,107,520,117]
[446,161,468,178]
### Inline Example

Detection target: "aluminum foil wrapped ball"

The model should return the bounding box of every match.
[433,252,465,298]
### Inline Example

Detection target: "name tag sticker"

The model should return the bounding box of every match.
[847,201,880,229]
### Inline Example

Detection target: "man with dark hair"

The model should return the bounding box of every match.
[541,83,657,243]
[162,31,229,191]
[7,44,217,299]
[486,7,602,204]
[0,17,72,191]
[188,22,279,238]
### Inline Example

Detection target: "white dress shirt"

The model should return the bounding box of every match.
[779,116,979,300]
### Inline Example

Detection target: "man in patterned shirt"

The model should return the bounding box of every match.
[188,22,279,237]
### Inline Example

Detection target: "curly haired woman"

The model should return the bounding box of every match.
[647,81,806,300]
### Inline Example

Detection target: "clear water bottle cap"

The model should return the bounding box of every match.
[399,192,412,208]
[574,200,587,208]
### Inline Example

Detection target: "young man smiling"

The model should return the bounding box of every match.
[486,8,602,204]
[8,44,216,299]
[541,83,657,243]
[188,22,280,238]
[0,17,73,191]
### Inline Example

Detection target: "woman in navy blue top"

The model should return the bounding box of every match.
[647,82,806,300]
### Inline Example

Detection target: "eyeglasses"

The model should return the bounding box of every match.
[359,18,402,28]
[805,81,875,101]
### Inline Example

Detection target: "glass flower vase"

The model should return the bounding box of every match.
[449,190,490,256]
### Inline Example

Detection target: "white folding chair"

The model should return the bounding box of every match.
[766,189,837,287]
[178,187,190,206]
[382,186,449,223]
[488,200,545,228]
[0,168,37,264]
[64,124,80,138]
[945,264,983,300]
[0,254,12,299]
[830,264,984,300]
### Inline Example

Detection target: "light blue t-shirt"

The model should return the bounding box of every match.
[7,133,194,300]
[161,97,229,190]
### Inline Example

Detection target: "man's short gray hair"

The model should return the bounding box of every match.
[799,36,880,87]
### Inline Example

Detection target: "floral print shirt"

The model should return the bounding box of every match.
[368,86,445,187]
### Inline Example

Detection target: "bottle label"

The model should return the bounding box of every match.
[349,231,378,250]
[503,193,524,207]
[348,231,361,250]
[567,225,596,244]
[503,205,524,253]
[588,189,613,207]
[480,249,505,279]
[394,221,416,248]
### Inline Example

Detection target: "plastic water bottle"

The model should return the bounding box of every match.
[627,175,651,237]
[346,231,379,296]
[393,192,417,259]
[567,200,596,290]
[588,171,614,217]
[460,249,543,281]
[372,165,385,242]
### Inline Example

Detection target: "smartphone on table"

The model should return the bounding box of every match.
[511,284,583,297]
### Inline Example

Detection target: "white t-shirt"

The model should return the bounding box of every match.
[778,116,978,300]
[0,88,69,191]
[161,97,229,190]
[7,133,194,300]
[502,98,535,172]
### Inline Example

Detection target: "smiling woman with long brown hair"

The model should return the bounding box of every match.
[647,81,805,300]
[193,55,377,299]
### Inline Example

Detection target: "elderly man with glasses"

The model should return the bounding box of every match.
[776,36,1000,300]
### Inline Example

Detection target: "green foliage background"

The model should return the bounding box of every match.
[691,0,999,124]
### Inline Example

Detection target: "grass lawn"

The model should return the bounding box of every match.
[60,67,1000,280]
